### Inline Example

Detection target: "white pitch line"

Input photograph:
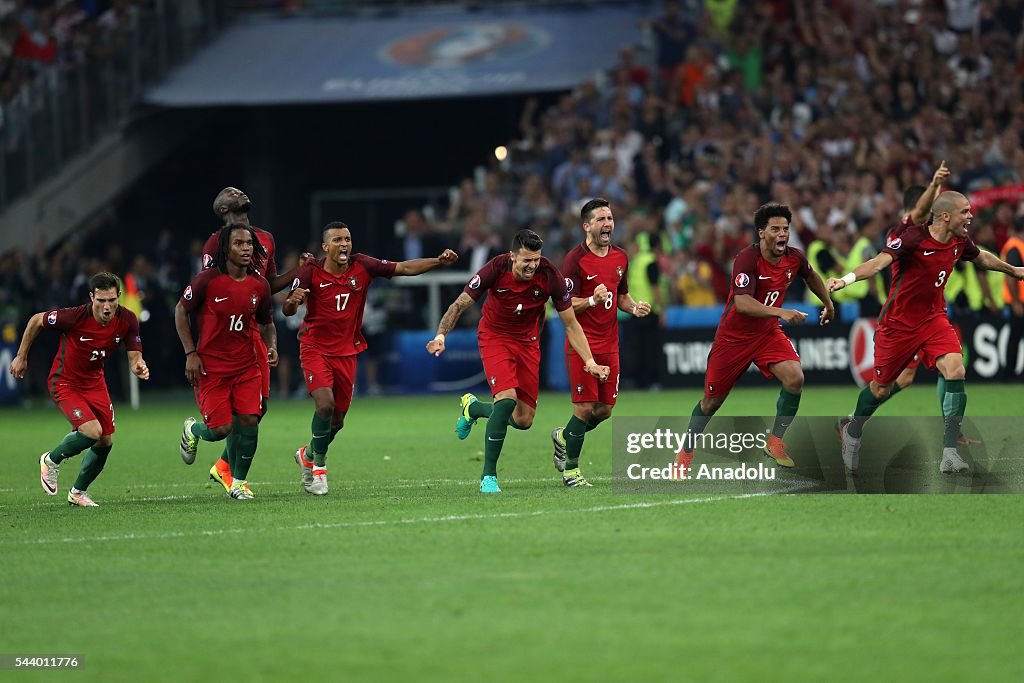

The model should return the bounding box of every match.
[0,481,817,547]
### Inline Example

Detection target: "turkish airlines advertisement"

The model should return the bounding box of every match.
[658,314,1024,387]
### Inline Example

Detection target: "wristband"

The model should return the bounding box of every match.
[185,350,197,356]
[841,273,856,286]
[588,296,596,307]
[433,334,445,343]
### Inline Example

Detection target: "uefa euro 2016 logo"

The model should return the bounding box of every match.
[381,22,549,68]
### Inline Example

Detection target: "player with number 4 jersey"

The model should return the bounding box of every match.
[282,221,459,495]
[828,161,1024,475]
[427,228,609,493]
[675,202,835,474]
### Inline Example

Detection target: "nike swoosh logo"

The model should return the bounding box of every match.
[923,251,936,256]
[214,297,229,302]
[487,436,504,441]
[586,274,598,280]
[758,276,771,280]
[79,337,93,342]
[496,288,511,293]
[319,282,332,288]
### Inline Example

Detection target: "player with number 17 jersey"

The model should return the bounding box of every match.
[293,254,396,359]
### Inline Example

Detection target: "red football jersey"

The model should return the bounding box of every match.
[179,268,272,375]
[292,254,396,356]
[560,242,629,354]
[880,216,980,330]
[43,305,142,389]
[202,226,278,281]
[717,244,811,340]
[464,254,571,344]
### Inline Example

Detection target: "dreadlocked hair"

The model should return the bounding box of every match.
[209,223,267,275]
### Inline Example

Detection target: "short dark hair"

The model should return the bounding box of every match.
[754,202,792,231]
[580,198,610,223]
[512,229,543,253]
[903,185,926,212]
[323,221,349,241]
[88,271,120,295]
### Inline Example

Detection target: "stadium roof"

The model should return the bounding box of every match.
[144,5,648,106]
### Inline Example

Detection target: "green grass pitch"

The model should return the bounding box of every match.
[1,384,1022,682]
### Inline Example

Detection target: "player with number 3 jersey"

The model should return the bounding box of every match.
[828,161,1024,475]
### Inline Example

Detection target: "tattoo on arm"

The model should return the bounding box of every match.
[437,293,474,335]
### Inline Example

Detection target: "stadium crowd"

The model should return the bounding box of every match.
[4,0,1024,395]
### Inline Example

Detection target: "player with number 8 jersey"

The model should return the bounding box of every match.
[282,221,459,495]
[551,198,651,486]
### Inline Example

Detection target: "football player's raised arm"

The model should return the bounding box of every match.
[908,161,949,225]
[394,249,459,276]
[973,249,1021,277]
[829,252,894,292]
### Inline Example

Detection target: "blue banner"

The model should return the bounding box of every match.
[145,6,648,105]
[384,330,488,395]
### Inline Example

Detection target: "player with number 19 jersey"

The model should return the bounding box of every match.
[706,244,811,397]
